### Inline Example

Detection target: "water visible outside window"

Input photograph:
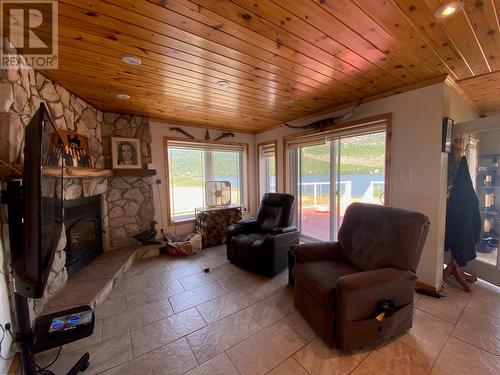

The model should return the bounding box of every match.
[298,131,385,240]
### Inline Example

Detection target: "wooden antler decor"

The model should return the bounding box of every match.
[214,132,235,141]
[170,127,195,139]
[284,98,363,130]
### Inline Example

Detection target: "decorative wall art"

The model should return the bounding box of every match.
[111,137,142,169]
[45,129,91,168]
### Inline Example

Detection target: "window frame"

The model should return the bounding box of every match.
[257,140,278,199]
[163,137,249,225]
[283,113,392,201]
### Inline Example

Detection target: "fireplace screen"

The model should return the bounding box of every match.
[64,196,103,277]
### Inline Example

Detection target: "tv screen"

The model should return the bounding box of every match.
[15,103,64,298]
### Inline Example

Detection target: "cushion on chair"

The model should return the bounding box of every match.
[293,260,359,309]
[231,233,267,260]
[338,203,430,272]
[255,193,295,232]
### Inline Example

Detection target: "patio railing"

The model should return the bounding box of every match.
[299,181,351,208]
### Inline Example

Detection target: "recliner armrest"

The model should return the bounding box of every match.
[271,226,298,235]
[292,241,341,263]
[227,219,259,236]
[336,268,417,322]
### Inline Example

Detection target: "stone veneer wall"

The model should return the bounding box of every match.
[104,176,155,249]
[0,37,154,313]
[100,113,155,249]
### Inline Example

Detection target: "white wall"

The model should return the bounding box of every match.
[257,83,447,288]
[150,122,256,236]
[443,85,480,123]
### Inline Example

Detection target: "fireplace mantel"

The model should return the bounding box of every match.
[0,165,157,179]
[47,166,113,178]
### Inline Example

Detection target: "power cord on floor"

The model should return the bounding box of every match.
[35,345,61,375]
[0,324,16,361]
[2,323,62,374]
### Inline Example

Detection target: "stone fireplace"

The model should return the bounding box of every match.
[64,196,103,278]
[1,37,156,314]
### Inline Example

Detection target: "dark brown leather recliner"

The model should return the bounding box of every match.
[290,202,429,351]
[227,193,299,277]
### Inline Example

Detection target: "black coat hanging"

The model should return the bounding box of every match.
[444,156,481,266]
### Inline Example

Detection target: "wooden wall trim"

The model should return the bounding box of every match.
[282,113,392,202]
[384,114,393,205]
[416,280,444,293]
[256,140,278,202]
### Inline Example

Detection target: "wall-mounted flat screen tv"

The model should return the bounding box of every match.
[14,103,64,298]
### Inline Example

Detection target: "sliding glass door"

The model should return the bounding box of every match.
[333,132,386,235]
[299,143,331,240]
[295,129,387,241]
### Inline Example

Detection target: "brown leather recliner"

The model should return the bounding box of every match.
[290,202,429,351]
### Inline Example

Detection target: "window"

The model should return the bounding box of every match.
[165,139,247,223]
[257,141,277,198]
[285,116,390,241]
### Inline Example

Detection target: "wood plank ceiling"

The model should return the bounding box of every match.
[34,0,500,132]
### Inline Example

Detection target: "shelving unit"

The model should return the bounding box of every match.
[476,154,500,258]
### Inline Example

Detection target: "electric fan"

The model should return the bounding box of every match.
[205,181,231,207]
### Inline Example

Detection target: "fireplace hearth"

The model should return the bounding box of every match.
[64,196,103,278]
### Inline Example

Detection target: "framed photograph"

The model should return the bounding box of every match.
[442,117,454,153]
[111,137,142,169]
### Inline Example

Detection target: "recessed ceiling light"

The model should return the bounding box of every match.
[283,99,294,106]
[116,93,130,100]
[216,80,230,88]
[434,1,464,19]
[121,55,142,65]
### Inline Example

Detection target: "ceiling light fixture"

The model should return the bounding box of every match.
[434,1,464,19]
[121,55,142,65]
[116,93,130,100]
[216,80,230,89]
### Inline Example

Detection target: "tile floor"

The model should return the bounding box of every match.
[37,245,500,375]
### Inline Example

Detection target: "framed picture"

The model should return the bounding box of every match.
[442,117,454,153]
[111,137,142,169]
[46,129,91,168]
